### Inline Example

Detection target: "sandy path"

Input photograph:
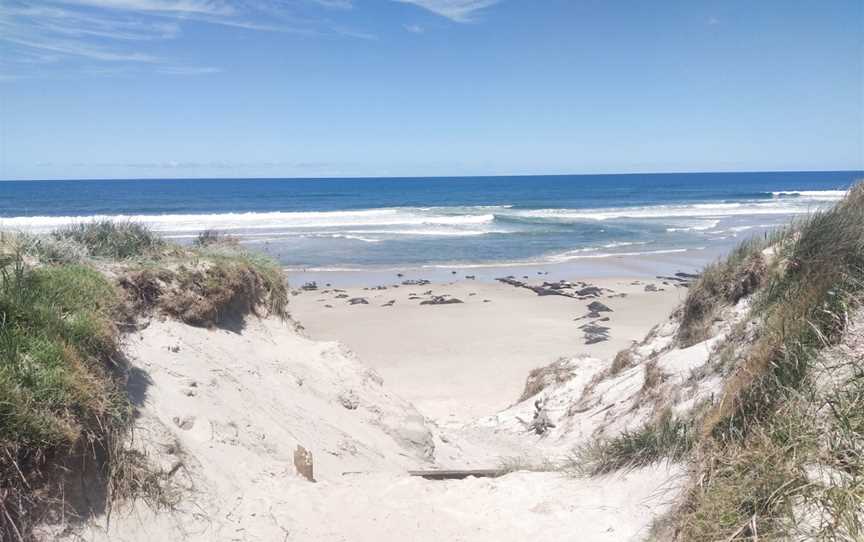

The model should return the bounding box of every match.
[291,276,684,421]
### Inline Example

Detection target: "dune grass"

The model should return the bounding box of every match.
[0,223,289,538]
[574,411,694,475]
[0,245,132,538]
[568,183,864,540]
[52,221,165,260]
[676,236,773,347]
[675,184,864,540]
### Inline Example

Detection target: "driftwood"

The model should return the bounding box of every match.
[516,399,556,435]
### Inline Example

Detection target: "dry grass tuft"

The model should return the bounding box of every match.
[518,357,576,402]
[610,349,635,375]
[677,241,771,347]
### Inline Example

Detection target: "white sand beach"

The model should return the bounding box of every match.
[290,275,686,422]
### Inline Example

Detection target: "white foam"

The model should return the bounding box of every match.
[0,208,497,234]
[508,199,833,221]
[771,190,847,200]
[666,220,721,232]
[546,248,692,263]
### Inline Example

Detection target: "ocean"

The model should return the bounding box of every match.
[1,171,860,274]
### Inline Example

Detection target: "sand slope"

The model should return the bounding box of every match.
[60,277,695,541]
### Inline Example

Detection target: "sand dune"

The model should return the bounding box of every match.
[58,274,692,541]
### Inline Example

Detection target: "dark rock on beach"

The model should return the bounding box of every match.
[575,286,603,297]
[420,296,464,305]
[348,297,369,305]
[587,301,613,313]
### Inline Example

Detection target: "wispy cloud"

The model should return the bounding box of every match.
[4,36,159,62]
[403,23,423,33]
[54,0,234,16]
[0,0,375,80]
[392,0,499,22]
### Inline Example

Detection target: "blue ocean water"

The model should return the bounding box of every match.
[1,171,860,270]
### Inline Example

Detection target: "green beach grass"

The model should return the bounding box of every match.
[0,222,288,540]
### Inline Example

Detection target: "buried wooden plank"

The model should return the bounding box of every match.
[408,469,504,480]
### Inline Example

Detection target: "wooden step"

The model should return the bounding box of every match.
[408,469,503,480]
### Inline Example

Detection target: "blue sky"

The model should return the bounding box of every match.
[1,0,862,180]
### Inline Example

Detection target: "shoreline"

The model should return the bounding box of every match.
[284,245,721,288]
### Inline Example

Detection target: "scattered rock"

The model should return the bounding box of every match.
[301,281,318,291]
[579,321,611,344]
[335,293,349,299]
[575,286,603,297]
[348,297,369,305]
[585,334,609,345]
[465,275,476,280]
[382,300,395,307]
[579,323,610,334]
[644,284,659,292]
[402,279,431,286]
[587,301,613,313]
[420,296,464,305]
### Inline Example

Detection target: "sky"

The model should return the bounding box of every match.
[0,0,862,180]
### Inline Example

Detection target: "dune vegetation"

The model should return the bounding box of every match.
[574,182,864,540]
[0,222,288,541]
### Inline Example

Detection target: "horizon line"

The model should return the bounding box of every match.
[3,168,864,183]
